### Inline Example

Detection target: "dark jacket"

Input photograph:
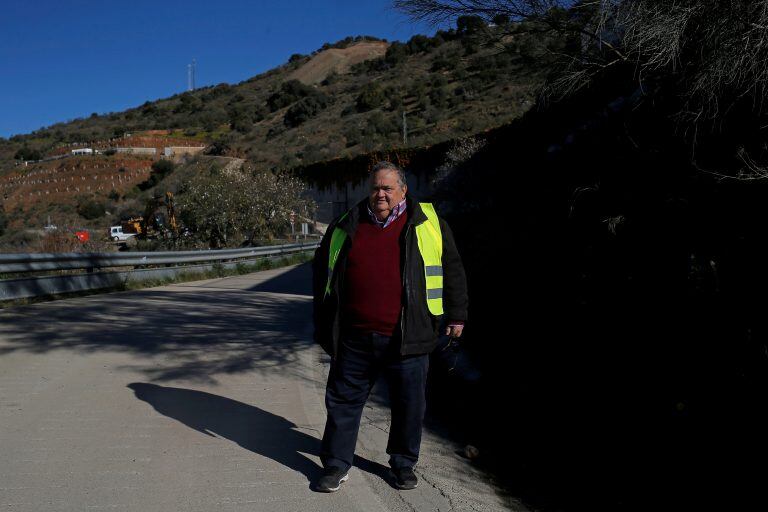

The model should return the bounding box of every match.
[312,194,468,360]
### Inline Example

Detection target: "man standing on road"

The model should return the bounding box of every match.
[312,161,468,492]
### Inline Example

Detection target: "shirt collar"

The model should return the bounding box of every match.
[367,197,407,228]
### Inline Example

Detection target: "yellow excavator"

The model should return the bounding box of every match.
[120,217,143,235]
[138,191,178,239]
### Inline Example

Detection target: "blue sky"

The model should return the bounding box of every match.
[0,0,443,138]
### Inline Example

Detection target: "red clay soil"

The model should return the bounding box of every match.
[0,156,153,212]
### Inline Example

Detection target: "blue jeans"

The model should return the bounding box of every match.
[320,331,430,472]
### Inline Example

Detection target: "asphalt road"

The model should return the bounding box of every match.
[0,263,522,512]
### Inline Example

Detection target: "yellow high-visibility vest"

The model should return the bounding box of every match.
[324,202,444,315]
[414,202,444,315]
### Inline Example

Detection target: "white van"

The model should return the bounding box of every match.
[108,226,137,241]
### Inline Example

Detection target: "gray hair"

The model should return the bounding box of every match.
[370,161,407,188]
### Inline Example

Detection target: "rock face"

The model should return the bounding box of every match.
[288,41,388,85]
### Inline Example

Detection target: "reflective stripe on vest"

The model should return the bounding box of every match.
[415,202,444,315]
[324,203,444,316]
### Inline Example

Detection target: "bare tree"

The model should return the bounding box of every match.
[394,1,768,121]
[393,0,567,25]
[394,1,628,96]
[619,2,768,122]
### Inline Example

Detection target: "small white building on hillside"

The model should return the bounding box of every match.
[164,146,206,157]
[115,147,157,155]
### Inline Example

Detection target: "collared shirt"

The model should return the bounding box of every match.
[366,197,407,228]
[365,197,464,329]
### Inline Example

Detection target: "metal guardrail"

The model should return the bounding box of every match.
[0,242,319,301]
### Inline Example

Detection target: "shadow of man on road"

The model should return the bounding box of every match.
[127,382,389,486]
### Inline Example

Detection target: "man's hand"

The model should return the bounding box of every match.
[445,324,464,338]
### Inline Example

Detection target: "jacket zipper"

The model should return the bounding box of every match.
[400,224,411,354]
[333,240,346,361]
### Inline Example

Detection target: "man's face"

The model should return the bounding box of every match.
[369,169,407,221]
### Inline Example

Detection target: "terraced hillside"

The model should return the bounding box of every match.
[0,130,207,241]
[1,156,152,230]
[0,24,558,246]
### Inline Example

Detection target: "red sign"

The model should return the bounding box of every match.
[75,231,90,242]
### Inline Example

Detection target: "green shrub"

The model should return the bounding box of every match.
[206,141,230,156]
[228,93,245,104]
[407,34,438,54]
[266,124,287,140]
[201,84,232,103]
[383,86,403,111]
[284,94,330,127]
[77,199,105,220]
[321,70,339,86]
[173,95,203,114]
[300,143,325,162]
[456,15,486,35]
[138,159,175,191]
[231,117,253,134]
[340,104,356,117]
[14,147,42,161]
[267,80,317,111]
[356,83,385,112]
[385,42,409,65]
[141,102,157,115]
[253,105,269,122]
[228,106,253,133]
[429,86,451,108]
[365,111,397,136]
[343,125,361,147]
[151,159,175,175]
[201,115,220,132]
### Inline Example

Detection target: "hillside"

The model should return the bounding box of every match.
[0,27,552,168]
[0,25,557,246]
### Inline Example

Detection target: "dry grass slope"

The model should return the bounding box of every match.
[289,41,388,84]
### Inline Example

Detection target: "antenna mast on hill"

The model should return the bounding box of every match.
[187,59,196,91]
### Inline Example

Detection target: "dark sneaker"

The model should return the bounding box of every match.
[392,467,418,490]
[315,467,349,492]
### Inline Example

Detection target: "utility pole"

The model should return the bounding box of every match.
[187,59,196,91]
[402,111,408,145]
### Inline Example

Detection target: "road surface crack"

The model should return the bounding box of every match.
[363,413,390,433]
[416,468,457,512]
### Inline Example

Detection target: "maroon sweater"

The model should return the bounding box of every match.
[341,212,407,336]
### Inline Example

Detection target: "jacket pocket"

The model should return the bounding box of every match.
[407,298,435,344]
